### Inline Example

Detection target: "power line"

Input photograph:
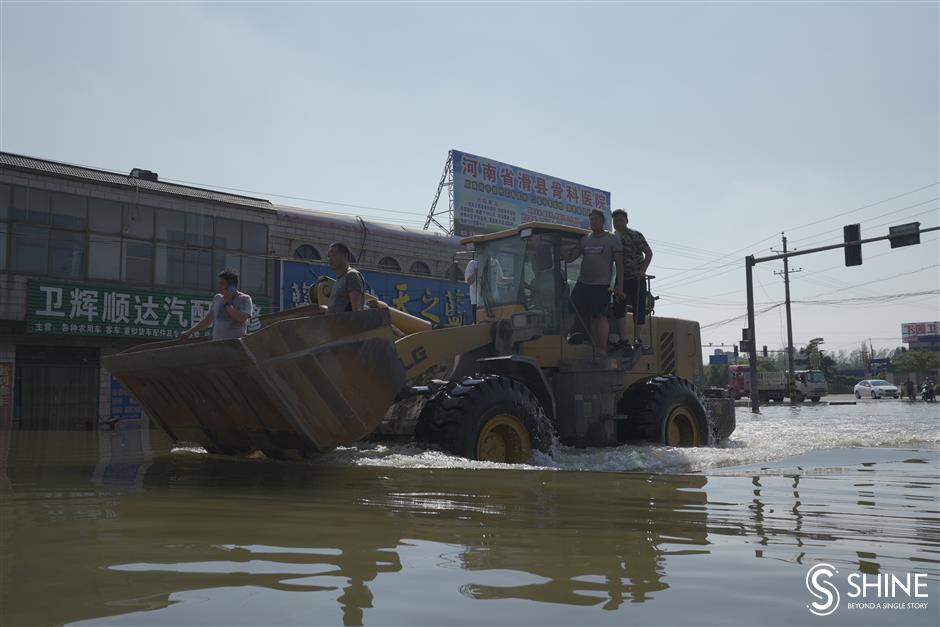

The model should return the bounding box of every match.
[781,182,939,235]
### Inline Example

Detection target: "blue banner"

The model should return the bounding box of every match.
[452,149,611,236]
[276,260,472,327]
[110,375,143,421]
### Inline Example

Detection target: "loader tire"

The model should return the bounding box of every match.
[620,375,709,447]
[415,374,552,463]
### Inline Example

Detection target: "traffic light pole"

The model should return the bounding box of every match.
[743,223,938,415]
[745,255,760,414]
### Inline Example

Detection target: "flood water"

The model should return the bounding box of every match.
[1,400,938,626]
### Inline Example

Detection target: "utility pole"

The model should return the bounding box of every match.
[772,233,801,404]
[745,256,760,414]
[742,222,938,415]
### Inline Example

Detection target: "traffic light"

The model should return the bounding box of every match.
[889,222,921,248]
[733,344,739,359]
[844,224,862,266]
[763,345,768,357]
[740,328,751,355]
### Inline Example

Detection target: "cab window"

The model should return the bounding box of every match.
[521,233,560,332]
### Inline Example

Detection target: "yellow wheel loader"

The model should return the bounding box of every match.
[103,223,735,463]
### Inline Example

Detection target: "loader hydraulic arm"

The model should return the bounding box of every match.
[394,323,495,382]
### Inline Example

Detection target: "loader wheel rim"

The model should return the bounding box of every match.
[665,406,699,447]
[477,414,532,463]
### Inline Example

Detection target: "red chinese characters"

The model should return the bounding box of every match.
[482,162,497,183]
[461,157,478,178]
[566,186,579,202]
[594,192,607,210]
[500,167,515,188]
[535,177,547,196]
[551,181,563,199]
[581,189,593,207]
[519,172,532,193]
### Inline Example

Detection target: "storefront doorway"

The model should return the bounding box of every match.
[15,346,99,429]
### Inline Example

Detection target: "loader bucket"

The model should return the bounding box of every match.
[101,308,406,456]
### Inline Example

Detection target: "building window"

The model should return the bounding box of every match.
[89,235,121,280]
[214,251,241,280]
[156,208,186,243]
[215,218,241,250]
[123,205,154,239]
[0,183,9,221]
[122,240,153,284]
[186,249,212,290]
[241,255,266,293]
[293,244,320,260]
[89,198,122,234]
[12,224,48,274]
[378,256,400,272]
[50,193,87,230]
[155,245,187,286]
[0,223,7,271]
[243,222,267,254]
[12,187,50,224]
[50,230,85,277]
[186,213,214,247]
[410,261,431,276]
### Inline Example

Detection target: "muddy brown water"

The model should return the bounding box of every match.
[1,401,938,626]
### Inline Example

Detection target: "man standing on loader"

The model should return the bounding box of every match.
[611,209,653,351]
[562,209,624,355]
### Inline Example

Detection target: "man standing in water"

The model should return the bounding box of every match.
[611,209,654,350]
[326,242,366,314]
[563,209,624,354]
[180,269,254,340]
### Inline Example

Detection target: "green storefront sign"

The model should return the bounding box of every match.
[26,280,265,340]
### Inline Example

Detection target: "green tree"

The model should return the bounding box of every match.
[894,350,940,378]
[703,364,729,387]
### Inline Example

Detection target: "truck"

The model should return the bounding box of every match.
[793,370,828,403]
[727,364,788,403]
[728,365,828,403]
[102,222,735,463]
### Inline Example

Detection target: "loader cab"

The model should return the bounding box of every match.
[469,224,587,334]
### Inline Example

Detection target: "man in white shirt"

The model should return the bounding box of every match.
[464,258,478,322]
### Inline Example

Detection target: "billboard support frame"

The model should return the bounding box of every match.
[423,151,454,235]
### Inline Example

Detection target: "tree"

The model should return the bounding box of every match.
[703,364,729,388]
[893,350,939,379]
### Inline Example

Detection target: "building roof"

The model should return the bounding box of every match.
[0,151,462,247]
[0,151,275,211]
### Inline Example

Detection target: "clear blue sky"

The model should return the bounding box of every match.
[2,1,938,356]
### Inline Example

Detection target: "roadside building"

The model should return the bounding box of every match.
[0,152,463,430]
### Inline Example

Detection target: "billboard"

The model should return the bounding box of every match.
[451,150,611,236]
[275,260,471,327]
[26,280,266,339]
[901,321,940,342]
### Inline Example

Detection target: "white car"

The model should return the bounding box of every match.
[854,379,899,399]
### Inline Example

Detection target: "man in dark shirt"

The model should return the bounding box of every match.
[611,209,653,350]
[326,242,365,314]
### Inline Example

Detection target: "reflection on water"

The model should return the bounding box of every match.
[0,423,938,626]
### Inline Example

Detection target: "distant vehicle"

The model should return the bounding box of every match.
[922,381,936,402]
[728,365,787,403]
[854,379,899,399]
[793,370,828,403]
